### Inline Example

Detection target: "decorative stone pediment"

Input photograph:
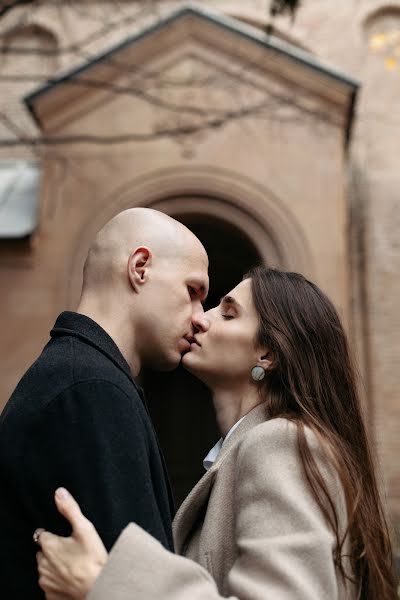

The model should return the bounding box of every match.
[25,4,358,144]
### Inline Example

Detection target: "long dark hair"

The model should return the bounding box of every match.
[247,266,396,599]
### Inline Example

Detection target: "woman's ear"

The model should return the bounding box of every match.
[127,247,152,293]
[258,349,276,372]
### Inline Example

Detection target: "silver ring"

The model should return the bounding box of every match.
[33,528,45,546]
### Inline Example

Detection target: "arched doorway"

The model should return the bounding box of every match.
[64,167,312,504]
[142,214,262,507]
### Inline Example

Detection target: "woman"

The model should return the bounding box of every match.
[36,267,396,599]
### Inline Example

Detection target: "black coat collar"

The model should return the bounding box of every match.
[50,311,141,393]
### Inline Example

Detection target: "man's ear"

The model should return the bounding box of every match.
[127,247,152,293]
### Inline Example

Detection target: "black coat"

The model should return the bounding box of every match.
[0,312,175,599]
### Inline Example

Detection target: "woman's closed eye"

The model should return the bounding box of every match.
[222,314,234,320]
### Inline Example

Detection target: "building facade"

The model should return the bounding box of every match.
[0,0,399,550]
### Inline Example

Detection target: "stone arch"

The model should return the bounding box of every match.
[62,166,314,503]
[1,23,58,45]
[1,23,58,71]
[0,22,59,147]
[362,3,400,28]
[65,166,313,308]
[361,2,400,42]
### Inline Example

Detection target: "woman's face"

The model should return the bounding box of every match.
[182,278,265,387]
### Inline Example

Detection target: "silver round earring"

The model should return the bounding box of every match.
[251,366,266,381]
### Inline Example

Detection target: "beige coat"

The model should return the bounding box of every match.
[88,404,357,600]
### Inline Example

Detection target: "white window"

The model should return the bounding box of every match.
[0,161,40,238]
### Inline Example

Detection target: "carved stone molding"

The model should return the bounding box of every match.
[65,165,313,308]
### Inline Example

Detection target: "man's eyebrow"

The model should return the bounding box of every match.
[199,286,208,302]
[220,295,242,310]
[194,282,209,302]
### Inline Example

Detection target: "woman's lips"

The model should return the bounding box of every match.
[190,336,202,351]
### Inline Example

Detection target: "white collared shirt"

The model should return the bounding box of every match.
[203,416,245,471]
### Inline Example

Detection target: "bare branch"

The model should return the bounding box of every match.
[0,96,337,149]
[269,0,301,18]
[0,104,268,147]
[0,0,330,158]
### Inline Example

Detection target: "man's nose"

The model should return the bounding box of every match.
[192,304,210,332]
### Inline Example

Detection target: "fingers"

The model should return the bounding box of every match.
[37,544,58,571]
[33,527,46,545]
[54,487,90,538]
[37,551,51,575]
[37,549,70,598]
[37,552,58,591]
[38,571,63,594]
[37,530,62,556]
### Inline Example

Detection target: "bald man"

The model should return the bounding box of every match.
[0,208,209,599]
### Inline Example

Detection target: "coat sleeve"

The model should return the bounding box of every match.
[88,419,344,600]
[24,380,172,551]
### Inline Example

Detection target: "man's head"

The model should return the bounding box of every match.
[79,208,209,374]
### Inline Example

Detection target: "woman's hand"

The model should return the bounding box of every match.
[36,488,108,600]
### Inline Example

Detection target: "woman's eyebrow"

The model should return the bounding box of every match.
[220,295,242,310]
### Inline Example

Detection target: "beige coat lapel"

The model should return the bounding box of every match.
[173,458,218,553]
[173,402,269,554]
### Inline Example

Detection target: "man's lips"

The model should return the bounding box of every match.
[190,342,201,351]
[179,338,191,353]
